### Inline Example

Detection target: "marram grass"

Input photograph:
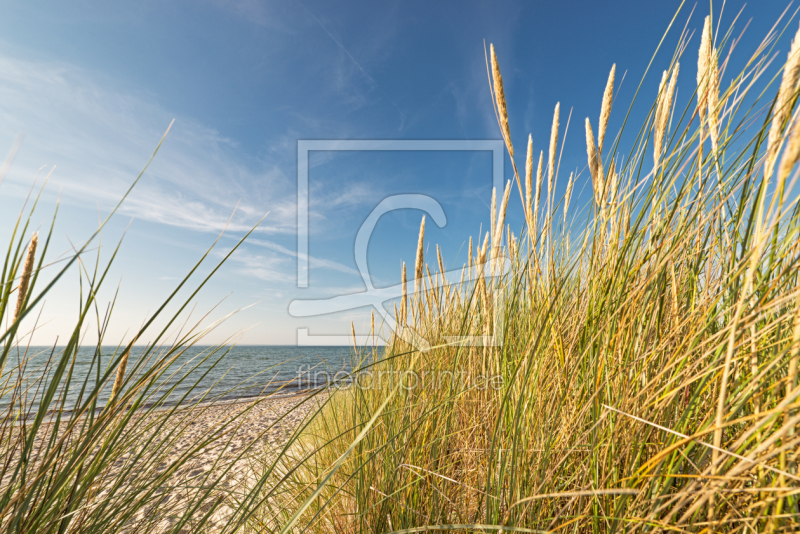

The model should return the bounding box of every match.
[5,4,800,533]
[252,7,800,533]
[0,127,320,533]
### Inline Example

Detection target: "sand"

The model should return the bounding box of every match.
[129,391,327,533]
[2,390,328,533]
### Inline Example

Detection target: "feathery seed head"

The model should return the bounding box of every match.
[509,232,517,260]
[608,160,619,204]
[653,64,680,171]
[778,111,800,186]
[414,216,425,294]
[13,233,38,324]
[598,64,616,154]
[548,103,560,196]
[492,180,512,273]
[766,22,800,179]
[666,63,679,111]
[585,118,601,205]
[564,172,574,223]
[496,180,511,238]
[479,231,490,275]
[111,339,137,404]
[490,44,513,157]
[525,134,533,220]
[534,150,543,222]
[655,69,668,118]
[697,16,712,118]
[707,50,720,153]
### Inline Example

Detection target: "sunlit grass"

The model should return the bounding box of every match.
[0,126,322,533]
[256,7,800,533]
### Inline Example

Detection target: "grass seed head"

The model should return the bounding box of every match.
[654,70,669,168]
[491,44,513,157]
[535,150,543,223]
[707,51,720,153]
[608,160,618,204]
[779,111,800,186]
[564,171,574,223]
[548,103,560,199]
[598,64,616,154]
[585,118,601,205]
[697,15,712,119]
[492,180,511,274]
[665,64,679,125]
[13,233,38,324]
[111,342,133,404]
[766,21,800,178]
[415,216,425,295]
[525,133,533,220]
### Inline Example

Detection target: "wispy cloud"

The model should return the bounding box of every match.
[294,0,376,88]
[0,53,296,235]
[245,237,359,276]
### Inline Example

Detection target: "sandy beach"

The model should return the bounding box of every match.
[129,391,327,532]
[3,390,327,533]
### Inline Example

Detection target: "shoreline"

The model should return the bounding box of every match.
[21,384,329,425]
[5,388,329,533]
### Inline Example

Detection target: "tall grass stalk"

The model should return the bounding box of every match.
[256,6,800,532]
[0,126,322,533]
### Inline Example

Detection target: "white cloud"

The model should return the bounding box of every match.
[0,52,296,236]
[245,237,359,276]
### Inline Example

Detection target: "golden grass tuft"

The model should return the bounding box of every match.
[598,64,615,154]
[547,102,559,206]
[766,21,800,178]
[563,171,574,223]
[12,233,37,324]
[697,15,712,119]
[525,133,533,223]
[414,215,425,296]
[491,180,511,276]
[707,50,720,153]
[255,7,800,533]
[490,43,513,157]
[585,117,602,206]
[110,342,132,403]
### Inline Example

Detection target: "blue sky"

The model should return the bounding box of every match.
[0,0,795,345]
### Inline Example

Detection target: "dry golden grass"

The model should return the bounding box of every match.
[251,7,800,533]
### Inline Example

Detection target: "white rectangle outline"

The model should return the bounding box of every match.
[297,139,505,288]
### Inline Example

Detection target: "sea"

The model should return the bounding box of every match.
[0,345,380,415]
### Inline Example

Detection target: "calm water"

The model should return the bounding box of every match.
[1,345,377,414]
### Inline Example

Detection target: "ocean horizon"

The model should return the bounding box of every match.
[1,345,381,415]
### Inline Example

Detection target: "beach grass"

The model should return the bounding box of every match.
[251,8,800,533]
[4,4,800,533]
[0,128,324,533]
